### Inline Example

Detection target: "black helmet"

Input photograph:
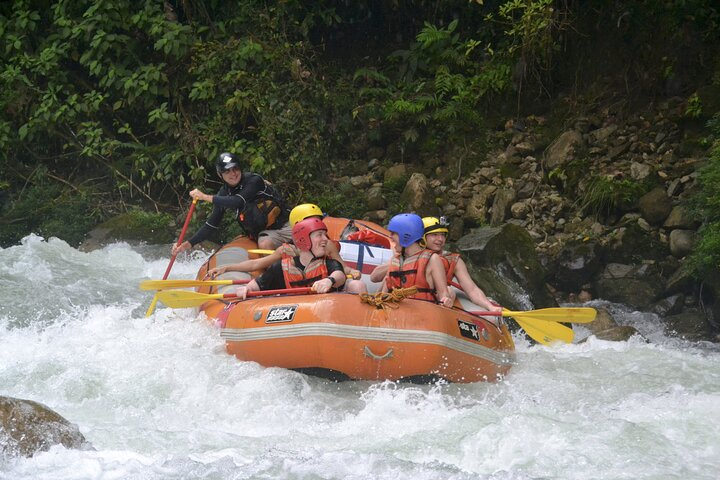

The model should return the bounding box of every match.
[215,152,240,174]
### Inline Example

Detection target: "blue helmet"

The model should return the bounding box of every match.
[387,213,424,247]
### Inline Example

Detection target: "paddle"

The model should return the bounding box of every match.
[140,278,251,291]
[248,249,275,255]
[468,307,597,324]
[145,198,197,317]
[156,287,313,308]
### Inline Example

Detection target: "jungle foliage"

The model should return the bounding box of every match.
[1,0,720,279]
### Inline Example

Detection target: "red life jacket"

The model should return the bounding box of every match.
[385,249,436,301]
[281,253,329,288]
[438,251,460,283]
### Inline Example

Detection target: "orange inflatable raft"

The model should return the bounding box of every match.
[194,217,516,383]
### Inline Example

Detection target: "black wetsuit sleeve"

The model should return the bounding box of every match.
[212,174,266,213]
[325,259,344,276]
[254,261,286,291]
[188,202,225,246]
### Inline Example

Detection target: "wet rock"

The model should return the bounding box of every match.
[586,307,618,333]
[664,263,697,296]
[457,223,556,309]
[638,187,672,225]
[664,311,711,340]
[594,263,665,309]
[81,211,176,250]
[652,294,685,317]
[603,223,668,263]
[551,240,602,292]
[0,396,91,458]
[593,326,642,342]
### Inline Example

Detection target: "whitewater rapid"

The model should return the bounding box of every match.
[1,235,718,479]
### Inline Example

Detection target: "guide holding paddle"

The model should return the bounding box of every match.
[171,152,292,254]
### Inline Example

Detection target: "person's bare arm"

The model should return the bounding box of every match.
[453,258,500,312]
[207,252,280,277]
[327,242,361,279]
[370,262,389,283]
[427,255,453,307]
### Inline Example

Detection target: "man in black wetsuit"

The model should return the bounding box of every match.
[172,152,292,254]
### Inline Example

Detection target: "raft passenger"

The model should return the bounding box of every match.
[234,217,348,299]
[208,203,366,293]
[420,217,501,314]
[380,213,454,307]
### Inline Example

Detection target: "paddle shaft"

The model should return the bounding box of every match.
[145,198,197,316]
[140,278,251,290]
[221,287,311,300]
[163,198,198,278]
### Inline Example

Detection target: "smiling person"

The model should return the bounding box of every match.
[380,213,454,308]
[171,152,291,255]
[207,203,365,293]
[234,217,347,299]
[421,216,501,313]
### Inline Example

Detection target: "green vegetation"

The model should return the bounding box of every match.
[579,176,649,219]
[687,120,720,276]
[0,1,719,248]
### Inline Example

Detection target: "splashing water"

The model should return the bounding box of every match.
[1,235,718,479]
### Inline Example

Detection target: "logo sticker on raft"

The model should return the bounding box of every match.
[458,320,481,341]
[266,305,298,323]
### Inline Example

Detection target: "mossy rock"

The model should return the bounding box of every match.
[456,223,556,309]
[88,210,176,245]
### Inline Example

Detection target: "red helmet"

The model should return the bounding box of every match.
[292,217,328,252]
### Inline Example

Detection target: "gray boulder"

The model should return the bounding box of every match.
[638,187,672,225]
[594,263,665,309]
[1,396,91,458]
[456,223,556,310]
[551,240,602,292]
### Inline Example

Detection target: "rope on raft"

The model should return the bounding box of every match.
[359,287,418,310]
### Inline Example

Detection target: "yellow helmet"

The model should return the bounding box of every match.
[422,216,449,238]
[290,203,324,226]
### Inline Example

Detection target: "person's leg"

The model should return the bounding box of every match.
[345,279,367,294]
[257,222,293,249]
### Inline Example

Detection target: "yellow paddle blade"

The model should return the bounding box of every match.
[504,307,597,324]
[248,249,275,255]
[513,315,575,345]
[156,290,225,308]
[140,279,235,290]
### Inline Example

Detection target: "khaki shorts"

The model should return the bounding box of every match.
[257,222,293,248]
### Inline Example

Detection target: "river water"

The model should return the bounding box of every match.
[1,235,718,479]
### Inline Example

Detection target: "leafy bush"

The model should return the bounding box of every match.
[687,128,720,276]
[0,177,98,247]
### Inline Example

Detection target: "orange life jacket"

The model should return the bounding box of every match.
[281,253,329,288]
[277,243,300,257]
[385,249,436,301]
[438,251,460,283]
